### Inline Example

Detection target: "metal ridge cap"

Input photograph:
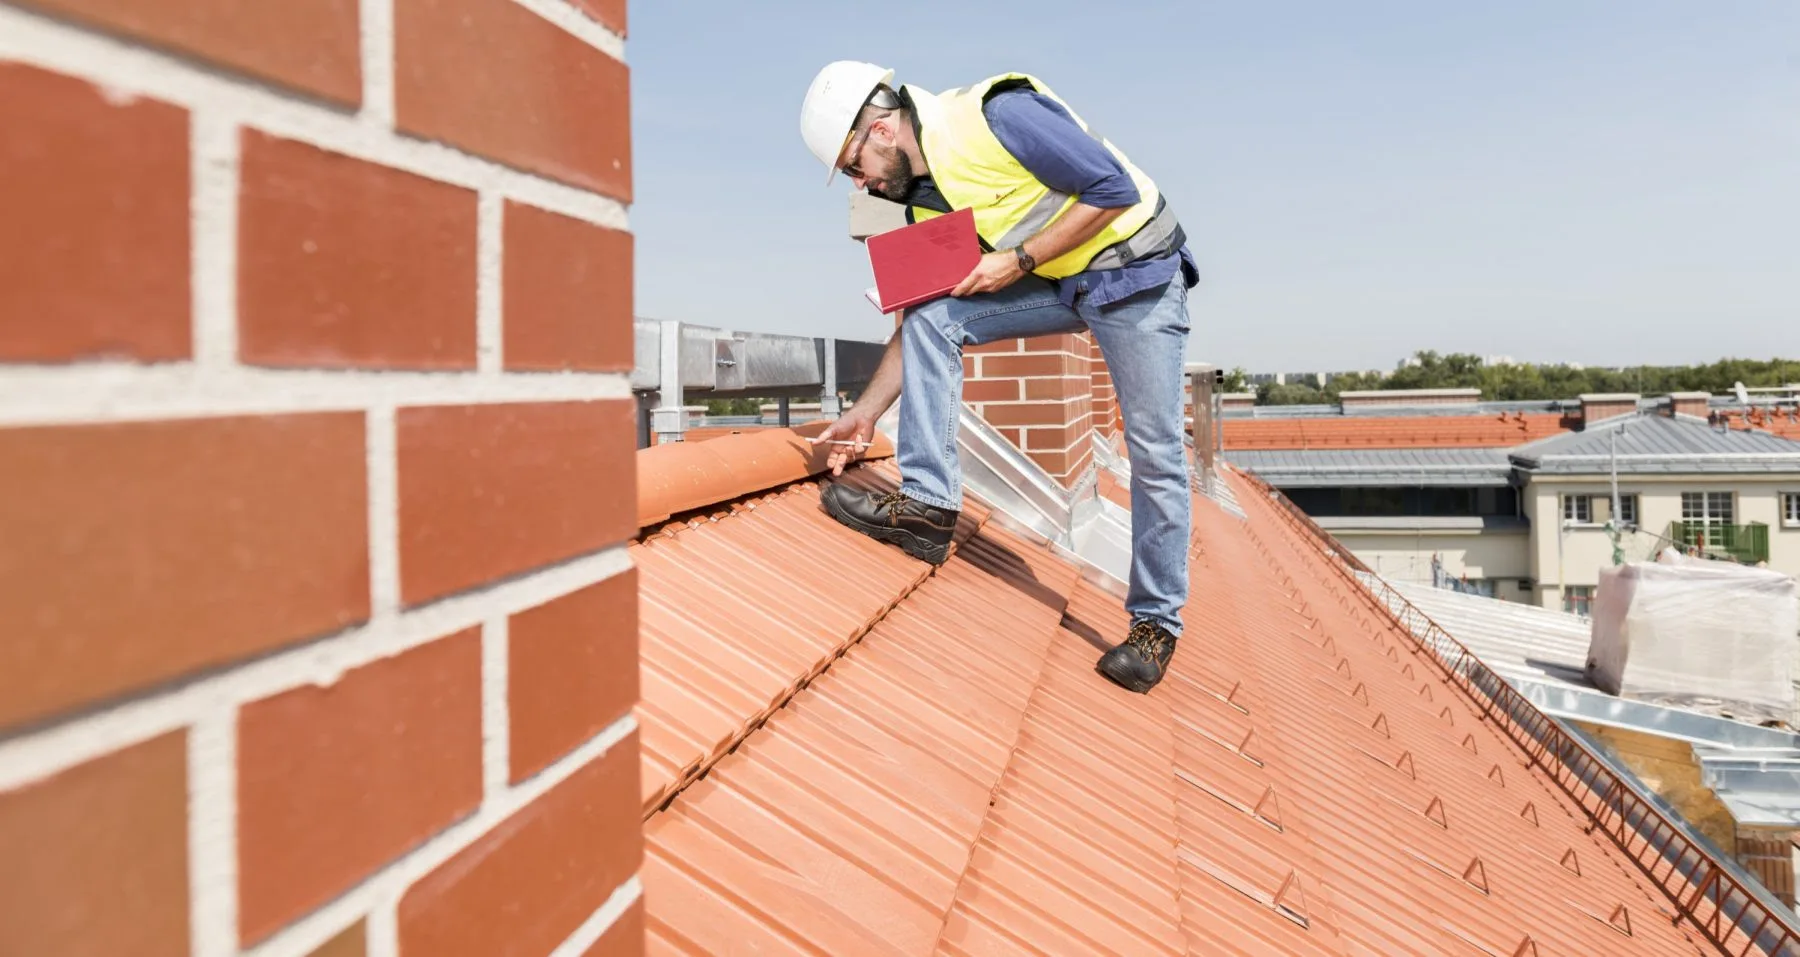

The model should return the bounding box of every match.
[634,423,895,529]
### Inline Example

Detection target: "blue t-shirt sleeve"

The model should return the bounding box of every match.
[981,89,1140,209]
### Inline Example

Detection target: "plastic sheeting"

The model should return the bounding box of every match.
[1586,550,1800,725]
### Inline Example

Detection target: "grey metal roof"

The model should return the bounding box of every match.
[1509,412,1800,474]
[1224,448,1514,487]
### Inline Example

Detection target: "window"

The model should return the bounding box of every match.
[1343,487,1405,516]
[1784,493,1800,528]
[1613,494,1638,526]
[1421,488,1477,517]
[1562,494,1593,525]
[1563,585,1595,618]
[1283,486,1520,519]
[1681,491,1734,525]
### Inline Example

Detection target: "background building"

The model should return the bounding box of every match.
[1226,391,1800,612]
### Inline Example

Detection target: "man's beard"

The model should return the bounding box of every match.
[869,149,915,202]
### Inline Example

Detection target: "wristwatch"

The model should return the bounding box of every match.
[1012,245,1037,273]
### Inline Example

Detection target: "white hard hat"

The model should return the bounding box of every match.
[800,60,895,185]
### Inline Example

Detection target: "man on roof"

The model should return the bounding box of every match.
[799,61,1199,694]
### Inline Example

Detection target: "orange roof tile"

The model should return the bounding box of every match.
[636,421,893,528]
[1713,408,1800,441]
[1224,413,1570,450]
[631,428,1791,955]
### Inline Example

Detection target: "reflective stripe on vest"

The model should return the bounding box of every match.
[903,73,1175,279]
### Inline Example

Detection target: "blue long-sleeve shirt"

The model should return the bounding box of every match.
[902,86,1197,308]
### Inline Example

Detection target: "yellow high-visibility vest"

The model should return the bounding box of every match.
[902,72,1179,279]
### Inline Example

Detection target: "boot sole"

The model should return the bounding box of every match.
[822,492,951,566]
[1095,658,1160,694]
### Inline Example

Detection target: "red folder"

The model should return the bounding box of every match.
[864,207,981,314]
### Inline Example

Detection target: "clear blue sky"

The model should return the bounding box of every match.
[629,1,1798,373]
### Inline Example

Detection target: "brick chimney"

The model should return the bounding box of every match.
[964,334,1098,484]
[1578,393,1640,427]
[0,5,643,955]
[1668,392,1711,419]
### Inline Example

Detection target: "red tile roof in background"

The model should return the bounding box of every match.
[1224,412,1570,450]
[627,429,1766,955]
[1714,409,1800,441]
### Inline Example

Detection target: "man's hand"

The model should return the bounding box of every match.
[806,411,876,476]
[951,250,1025,298]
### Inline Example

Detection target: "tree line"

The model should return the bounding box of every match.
[1251,352,1798,406]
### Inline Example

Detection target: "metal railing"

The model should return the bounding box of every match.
[1668,521,1772,565]
[630,319,886,447]
[1238,470,1800,956]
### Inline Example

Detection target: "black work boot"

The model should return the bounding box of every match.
[1096,620,1177,693]
[820,483,957,565]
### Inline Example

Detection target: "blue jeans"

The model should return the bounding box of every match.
[895,275,1193,637]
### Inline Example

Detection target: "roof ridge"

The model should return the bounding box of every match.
[636,423,895,529]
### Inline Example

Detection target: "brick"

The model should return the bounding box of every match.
[0,64,189,363]
[308,921,367,957]
[1071,446,1095,478]
[982,402,1084,428]
[964,339,1020,355]
[399,731,643,957]
[1025,422,1085,451]
[509,568,639,783]
[238,629,483,945]
[398,400,635,606]
[567,0,627,36]
[503,201,633,372]
[0,413,369,731]
[395,0,631,199]
[997,427,1022,446]
[581,897,644,957]
[1017,332,1082,356]
[962,379,1020,403]
[13,0,360,104]
[1025,376,1090,401]
[1025,448,1074,478]
[962,356,976,378]
[1027,445,1093,483]
[982,354,1081,379]
[239,131,478,370]
[0,732,188,957]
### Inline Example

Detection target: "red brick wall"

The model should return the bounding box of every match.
[964,333,1097,484]
[0,2,642,955]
